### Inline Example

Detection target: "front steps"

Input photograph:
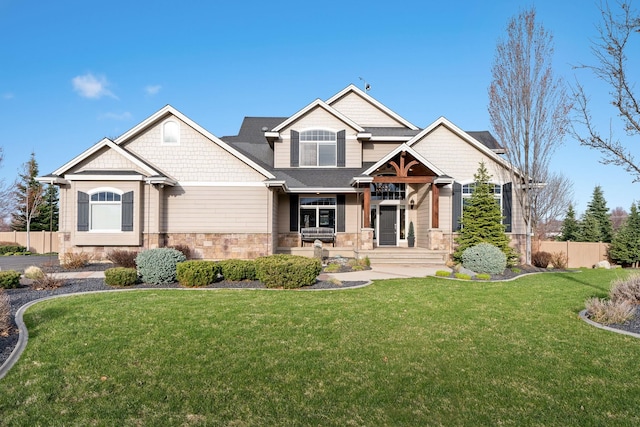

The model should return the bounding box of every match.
[357,247,448,265]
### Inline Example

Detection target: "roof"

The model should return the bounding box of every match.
[466,131,504,152]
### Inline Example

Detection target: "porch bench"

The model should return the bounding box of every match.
[301,227,335,246]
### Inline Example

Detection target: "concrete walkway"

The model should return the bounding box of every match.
[322,263,448,281]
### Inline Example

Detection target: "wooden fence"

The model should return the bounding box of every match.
[537,241,609,269]
[0,231,59,254]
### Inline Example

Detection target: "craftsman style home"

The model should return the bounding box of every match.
[39,85,524,262]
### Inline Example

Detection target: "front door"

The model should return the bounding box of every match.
[379,206,396,246]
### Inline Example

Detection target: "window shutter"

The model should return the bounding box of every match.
[289,194,299,231]
[290,130,299,167]
[502,183,512,232]
[337,130,346,167]
[77,191,89,231]
[452,182,462,232]
[337,194,345,232]
[121,191,134,232]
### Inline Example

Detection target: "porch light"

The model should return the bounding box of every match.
[410,199,415,209]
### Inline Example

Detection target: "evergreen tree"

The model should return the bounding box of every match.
[453,162,517,264]
[584,185,613,242]
[10,153,45,250]
[31,184,59,231]
[557,203,580,241]
[608,203,640,267]
[579,211,602,242]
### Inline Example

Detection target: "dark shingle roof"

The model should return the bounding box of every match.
[363,127,421,137]
[467,131,503,151]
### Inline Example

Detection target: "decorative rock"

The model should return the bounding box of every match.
[595,260,611,269]
[458,266,477,277]
[313,240,323,260]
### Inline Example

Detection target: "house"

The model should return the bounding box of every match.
[38,85,524,262]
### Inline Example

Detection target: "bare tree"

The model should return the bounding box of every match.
[610,206,628,231]
[572,1,640,180]
[531,171,575,241]
[0,147,14,230]
[10,153,45,251]
[489,7,573,264]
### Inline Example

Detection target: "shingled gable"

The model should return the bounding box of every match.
[360,143,446,178]
[326,84,419,131]
[271,99,365,134]
[114,105,275,180]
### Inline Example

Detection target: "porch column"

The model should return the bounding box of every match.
[363,185,371,228]
[431,184,439,228]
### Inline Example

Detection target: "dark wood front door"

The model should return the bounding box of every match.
[379,206,396,246]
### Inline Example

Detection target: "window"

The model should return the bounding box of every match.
[300,130,336,166]
[299,197,336,230]
[90,191,122,231]
[77,189,134,232]
[162,120,180,144]
[370,182,406,200]
[462,183,502,210]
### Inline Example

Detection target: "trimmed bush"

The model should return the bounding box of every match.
[106,250,138,268]
[0,270,21,289]
[476,273,491,280]
[136,248,186,285]
[0,243,26,255]
[532,251,552,268]
[610,274,640,305]
[461,243,506,275]
[254,255,321,289]
[218,259,257,281]
[105,267,138,286]
[435,270,452,277]
[454,273,472,280]
[24,266,45,280]
[176,261,220,287]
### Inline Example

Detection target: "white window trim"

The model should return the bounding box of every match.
[461,181,503,210]
[299,129,337,168]
[162,119,180,145]
[299,196,337,230]
[88,187,124,232]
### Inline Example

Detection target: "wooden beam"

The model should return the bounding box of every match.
[431,184,440,228]
[373,176,434,184]
[363,186,371,228]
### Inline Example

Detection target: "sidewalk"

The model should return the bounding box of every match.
[322,264,448,281]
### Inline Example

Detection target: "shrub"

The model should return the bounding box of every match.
[454,273,472,280]
[610,274,640,305]
[136,248,186,285]
[532,251,552,268]
[550,252,568,269]
[24,266,45,280]
[0,271,21,289]
[218,259,257,281]
[585,297,635,325]
[31,273,64,290]
[323,263,341,273]
[254,255,321,289]
[106,250,138,268]
[61,252,93,270]
[170,244,193,260]
[475,273,491,280]
[105,267,138,286]
[435,270,452,277]
[176,261,220,287]
[461,243,506,275]
[0,243,26,255]
[0,290,10,337]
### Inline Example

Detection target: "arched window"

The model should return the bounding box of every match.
[162,120,180,144]
[299,130,336,166]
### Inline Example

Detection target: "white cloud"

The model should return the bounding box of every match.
[72,73,117,99]
[145,85,162,95]
[100,111,132,121]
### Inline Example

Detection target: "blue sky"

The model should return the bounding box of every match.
[1,0,637,215]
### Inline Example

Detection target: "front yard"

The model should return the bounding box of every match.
[0,269,639,426]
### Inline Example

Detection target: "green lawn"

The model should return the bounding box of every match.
[1,269,639,426]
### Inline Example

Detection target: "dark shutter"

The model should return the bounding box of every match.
[452,182,462,232]
[337,130,346,167]
[121,191,134,231]
[502,182,512,232]
[77,191,89,231]
[337,194,346,232]
[289,194,299,231]
[291,130,299,167]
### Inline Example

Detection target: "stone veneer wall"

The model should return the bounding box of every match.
[277,233,359,249]
[165,233,271,260]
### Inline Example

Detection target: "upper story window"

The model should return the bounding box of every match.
[300,130,336,167]
[90,190,122,231]
[462,183,502,210]
[162,120,180,144]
